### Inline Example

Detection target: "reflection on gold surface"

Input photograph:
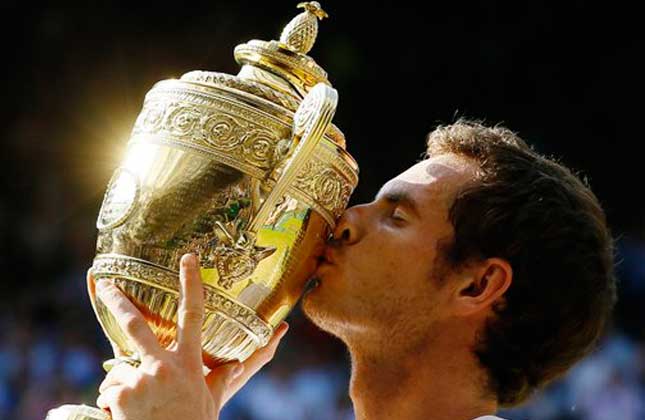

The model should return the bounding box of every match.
[48,3,358,419]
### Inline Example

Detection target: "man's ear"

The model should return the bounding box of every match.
[453,258,512,316]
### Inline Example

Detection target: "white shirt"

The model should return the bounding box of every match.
[473,416,507,420]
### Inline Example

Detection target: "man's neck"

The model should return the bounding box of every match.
[344,322,498,420]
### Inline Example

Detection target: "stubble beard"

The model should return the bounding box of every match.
[301,278,351,339]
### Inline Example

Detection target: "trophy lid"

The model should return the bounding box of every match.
[233,2,331,98]
[180,2,346,146]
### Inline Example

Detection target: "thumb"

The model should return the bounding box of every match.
[206,362,244,407]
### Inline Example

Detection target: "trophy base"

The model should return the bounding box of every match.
[46,404,109,420]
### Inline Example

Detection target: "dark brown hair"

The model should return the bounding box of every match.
[427,120,617,406]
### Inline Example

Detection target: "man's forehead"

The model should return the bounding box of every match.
[395,154,476,186]
[376,154,477,207]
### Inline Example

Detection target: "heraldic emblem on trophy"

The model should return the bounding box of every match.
[47,2,359,419]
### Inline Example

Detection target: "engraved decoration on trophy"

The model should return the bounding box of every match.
[47,3,358,419]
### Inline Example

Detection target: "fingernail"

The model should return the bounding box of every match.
[95,279,109,293]
[278,322,289,338]
[226,363,244,385]
[181,253,197,268]
[232,363,244,379]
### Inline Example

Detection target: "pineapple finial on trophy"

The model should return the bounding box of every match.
[280,2,329,54]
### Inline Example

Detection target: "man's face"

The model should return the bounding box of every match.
[302,153,478,341]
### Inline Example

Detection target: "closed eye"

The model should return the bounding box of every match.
[375,187,420,221]
[390,207,407,222]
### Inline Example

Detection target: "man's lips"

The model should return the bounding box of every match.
[310,248,339,289]
[318,248,338,265]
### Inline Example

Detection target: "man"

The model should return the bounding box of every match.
[94,120,617,420]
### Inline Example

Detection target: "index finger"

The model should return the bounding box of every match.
[95,279,163,359]
[176,254,205,362]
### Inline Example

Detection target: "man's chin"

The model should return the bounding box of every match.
[301,279,347,335]
[301,279,324,316]
[301,297,335,335]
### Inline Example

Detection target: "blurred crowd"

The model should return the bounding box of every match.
[1,118,644,419]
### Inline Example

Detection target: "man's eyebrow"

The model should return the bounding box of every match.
[374,188,420,216]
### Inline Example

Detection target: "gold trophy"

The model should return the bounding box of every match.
[47,2,358,419]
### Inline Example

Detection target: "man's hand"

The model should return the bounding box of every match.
[94,253,289,420]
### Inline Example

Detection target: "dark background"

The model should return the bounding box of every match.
[1,1,643,419]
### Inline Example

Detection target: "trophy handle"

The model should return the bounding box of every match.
[248,83,338,233]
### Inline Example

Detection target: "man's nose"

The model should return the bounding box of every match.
[331,205,364,245]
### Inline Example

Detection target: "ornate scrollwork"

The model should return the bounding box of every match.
[91,255,272,341]
[234,40,328,90]
[167,105,201,136]
[312,168,344,207]
[139,102,165,133]
[292,159,353,220]
[181,71,300,111]
[202,114,246,150]
[242,130,276,166]
[132,86,287,176]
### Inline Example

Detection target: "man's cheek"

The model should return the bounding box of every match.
[372,248,401,275]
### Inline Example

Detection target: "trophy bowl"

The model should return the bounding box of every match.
[89,2,358,366]
[47,2,358,419]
